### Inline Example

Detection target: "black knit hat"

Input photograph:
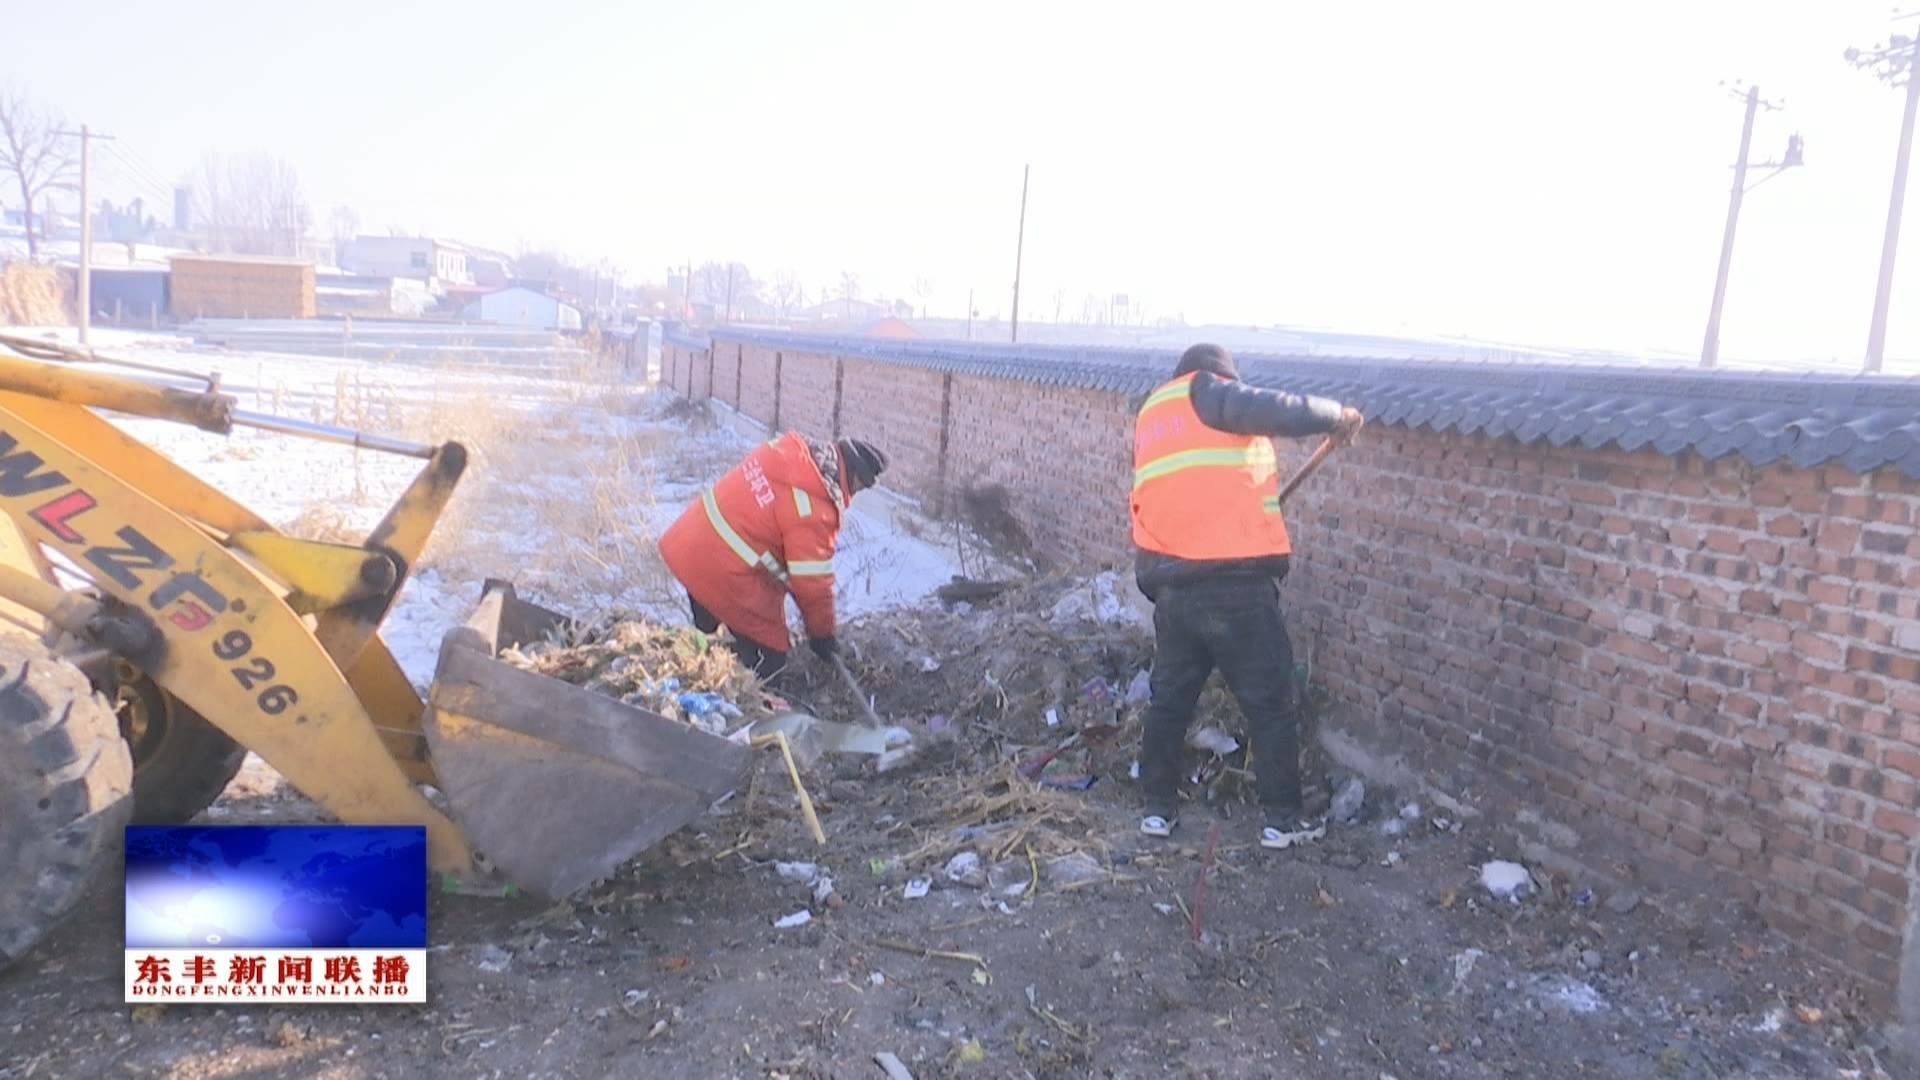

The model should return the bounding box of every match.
[1173,342,1238,380]
[837,438,889,490]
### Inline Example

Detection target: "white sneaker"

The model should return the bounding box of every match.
[1261,817,1326,850]
[1139,814,1176,838]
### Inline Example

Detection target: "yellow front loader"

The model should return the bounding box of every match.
[0,333,751,968]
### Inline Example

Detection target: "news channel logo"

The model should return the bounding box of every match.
[123,825,427,1003]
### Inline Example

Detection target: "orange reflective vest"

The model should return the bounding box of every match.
[1129,373,1292,560]
[658,432,844,653]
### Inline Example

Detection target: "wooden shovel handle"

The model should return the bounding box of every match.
[1275,435,1341,507]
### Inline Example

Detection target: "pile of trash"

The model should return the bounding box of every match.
[501,613,771,736]
[831,571,1335,809]
[830,576,1153,781]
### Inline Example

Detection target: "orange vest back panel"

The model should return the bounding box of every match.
[1130,373,1293,560]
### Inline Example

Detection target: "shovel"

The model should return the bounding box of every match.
[1275,433,1343,507]
[831,655,889,730]
[756,555,888,731]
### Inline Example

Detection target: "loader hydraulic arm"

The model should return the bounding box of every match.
[0,350,234,434]
[0,336,438,459]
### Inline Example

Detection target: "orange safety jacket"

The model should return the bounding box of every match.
[658,432,846,654]
[1130,373,1293,561]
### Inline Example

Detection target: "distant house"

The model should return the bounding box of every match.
[315,273,432,318]
[437,284,493,314]
[860,317,917,339]
[793,297,895,323]
[459,286,581,331]
[169,254,315,319]
[342,236,472,288]
[88,267,170,322]
[467,252,513,287]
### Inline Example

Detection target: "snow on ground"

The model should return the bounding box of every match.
[44,333,977,688]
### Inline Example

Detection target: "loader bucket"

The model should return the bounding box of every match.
[422,580,753,900]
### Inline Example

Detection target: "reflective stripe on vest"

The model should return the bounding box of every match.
[1139,379,1192,414]
[788,559,832,577]
[794,489,814,517]
[1133,444,1276,487]
[702,489,770,569]
[1131,374,1292,559]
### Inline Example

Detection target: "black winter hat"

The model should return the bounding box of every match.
[837,439,889,489]
[1173,342,1238,380]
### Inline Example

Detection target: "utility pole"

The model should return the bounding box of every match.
[1850,22,1920,373]
[1010,164,1029,343]
[1701,88,1758,369]
[966,288,975,340]
[1699,84,1799,368]
[55,124,115,347]
[724,263,736,324]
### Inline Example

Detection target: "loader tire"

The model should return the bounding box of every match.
[0,635,134,970]
[114,665,246,825]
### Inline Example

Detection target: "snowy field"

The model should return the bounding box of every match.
[7,326,977,689]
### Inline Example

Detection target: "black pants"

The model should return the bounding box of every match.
[688,593,788,681]
[1141,575,1302,816]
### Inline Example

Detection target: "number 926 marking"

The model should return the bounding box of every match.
[212,630,300,714]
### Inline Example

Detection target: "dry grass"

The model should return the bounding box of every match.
[0,262,71,325]
[369,364,689,612]
[231,347,717,623]
[947,483,1039,575]
[900,763,1105,869]
[658,396,717,432]
[478,413,683,611]
[281,503,365,545]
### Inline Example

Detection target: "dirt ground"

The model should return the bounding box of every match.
[0,372,1895,1079]
[1,640,1894,1080]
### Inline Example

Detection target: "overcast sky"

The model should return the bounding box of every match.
[11,0,1920,365]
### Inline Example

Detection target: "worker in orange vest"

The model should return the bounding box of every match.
[1131,343,1362,850]
[658,433,889,681]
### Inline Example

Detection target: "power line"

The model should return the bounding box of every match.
[97,148,175,209]
[108,144,186,214]
[105,145,176,202]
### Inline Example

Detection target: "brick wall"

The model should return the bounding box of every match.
[672,329,1920,1017]
[168,256,315,319]
[1279,432,1920,1001]
[711,343,741,410]
[946,378,1134,563]
[778,350,839,440]
[741,344,779,426]
[836,357,947,505]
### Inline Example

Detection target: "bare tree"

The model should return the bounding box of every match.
[193,151,313,256]
[912,276,935,318]
[1051,286,1067,325]
[0,87,76,258]
[772,268,803,318]
[838,271,861,318]
[1080,291,1104,325]
[691,261,761,319]
[329,204,359,248]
